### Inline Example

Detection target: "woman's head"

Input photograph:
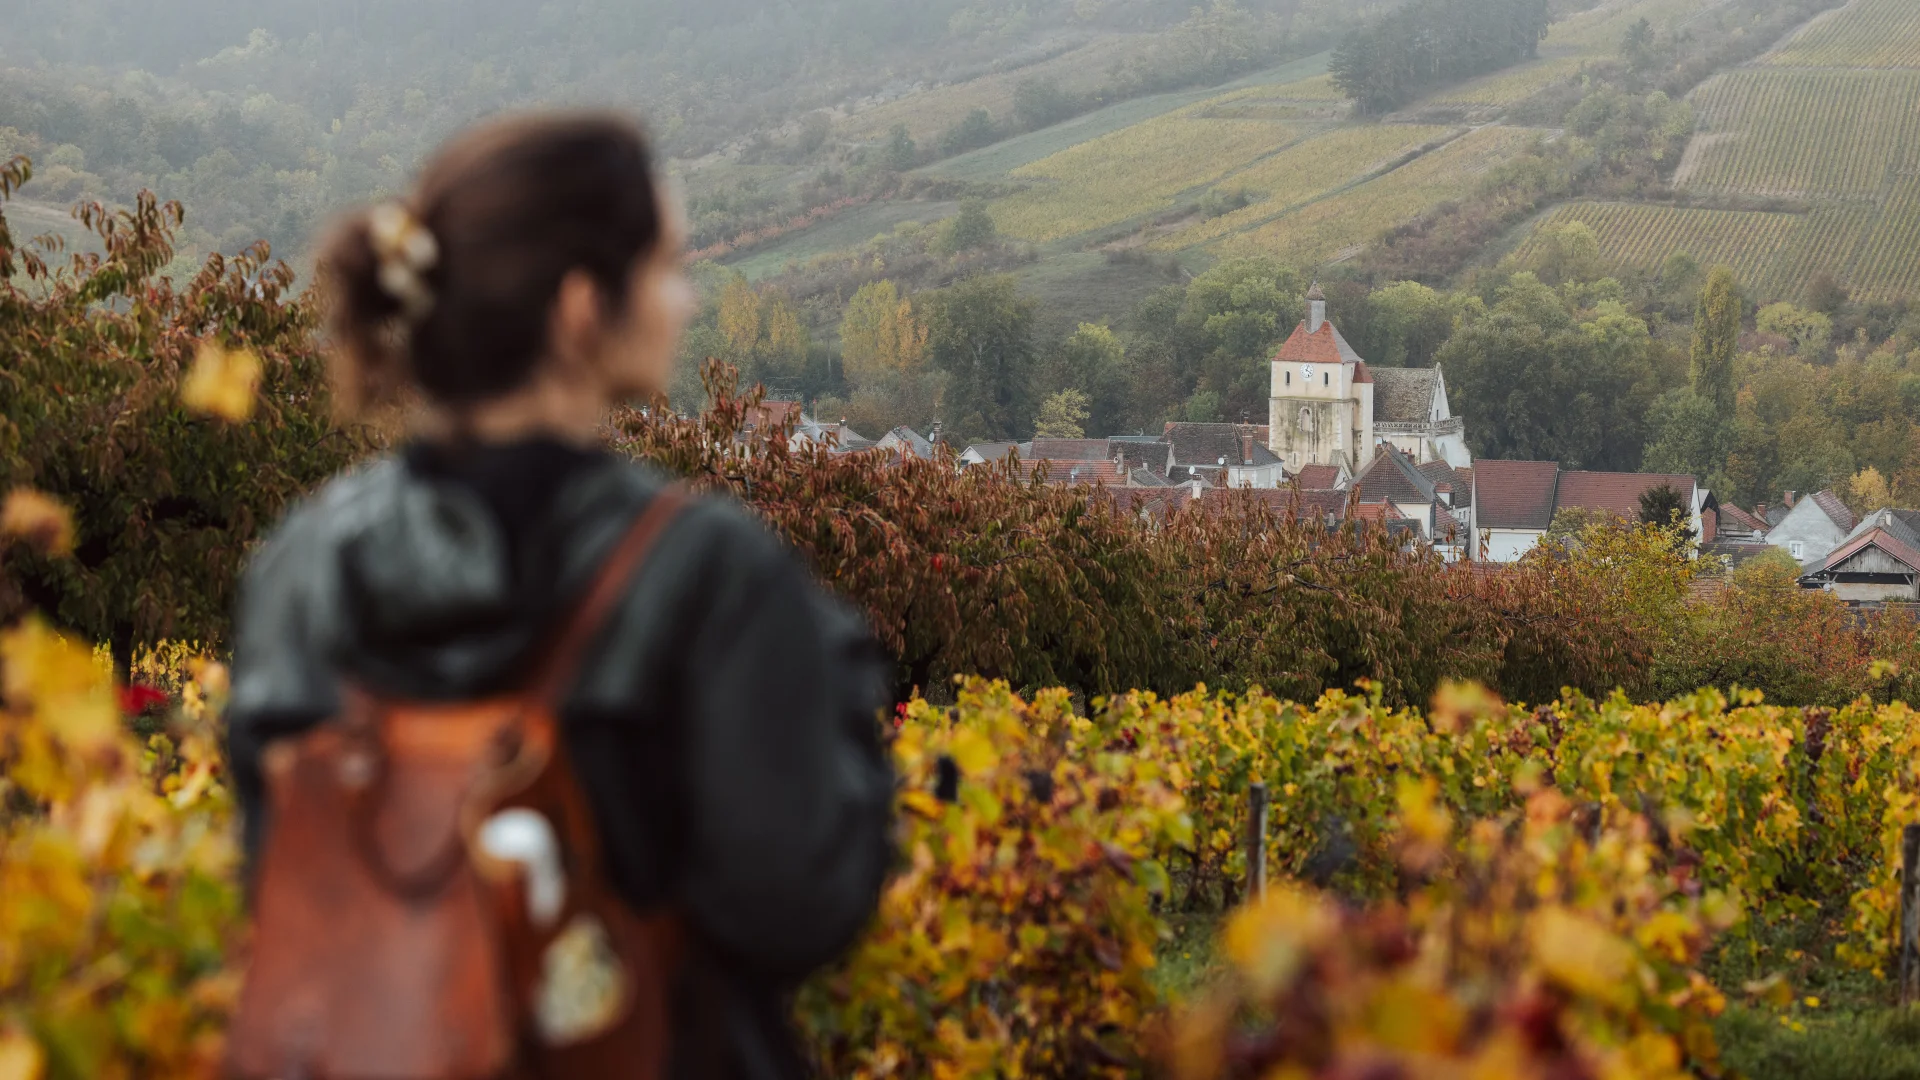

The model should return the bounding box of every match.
[323,112,693,427]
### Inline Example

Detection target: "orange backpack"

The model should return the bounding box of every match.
[228,487,688,1080]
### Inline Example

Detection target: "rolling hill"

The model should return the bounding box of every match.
[725,0,1920,316]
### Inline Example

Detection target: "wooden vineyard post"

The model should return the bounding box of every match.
[1247,782,1270,903]
[1902,824,1920,1005]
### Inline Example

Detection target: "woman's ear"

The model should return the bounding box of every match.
[547,269,608,379]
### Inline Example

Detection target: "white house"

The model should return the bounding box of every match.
[1764,489,1856,566]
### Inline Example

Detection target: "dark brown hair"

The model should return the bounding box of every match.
[322,112,663,413]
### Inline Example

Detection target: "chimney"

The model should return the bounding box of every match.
[929,420,943,446]
[1240,427,1254,465]
[1784,490,1798,508]
[1306,281,1326,333]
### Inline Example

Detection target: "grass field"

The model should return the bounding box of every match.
[991,110,1322,243]
[1764,0,1920,70]
[840,36,1158,144]
[923,52,1332,183]
[723,199,960,280]
[1155,124,1460,249]
[1541,0,1722,54]
[1679,68,1920,197]
[1201,125,1540,264]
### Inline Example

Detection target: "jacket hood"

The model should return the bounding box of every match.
[327,443,630,697]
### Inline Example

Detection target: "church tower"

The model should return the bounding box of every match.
[1269,284,1374,471]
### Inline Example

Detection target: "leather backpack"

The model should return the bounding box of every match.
[228,487,688,1080]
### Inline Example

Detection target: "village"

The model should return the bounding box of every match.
[751,286,1919,604]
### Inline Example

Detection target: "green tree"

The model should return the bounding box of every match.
[884,123,918,172]
[1033,388,1092,439]
[1363,280,1453,368]
[940,199,997,254]
[1526,220,1604,286]
[1035,323,1125,436]
[1637,482,1689,532]
[940,108,998,157]
[1755,301,1831,358]
[924,275,1036,443]
[1690,265,1740,418]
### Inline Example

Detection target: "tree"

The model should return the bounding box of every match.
[923,275,1036,443]
[1844,465,1893,516]
[1034,389,1091,439]
[1363,281,1453,368]
[1755,301,1831,358]
[940,109,998,157]
[717,271,763,359]
[1013,76,1076,131]
[940,199,997,254]
[1690,265,1740,418]
[1638,483,1688,531]
[1621,17,1660,73]
[1035,323,1126,436]
[0,160,363,661]
[840,280,927,384]
[883,123,917,172]
[1526,221,1604,286]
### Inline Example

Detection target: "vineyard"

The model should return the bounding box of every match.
[17,613,1920,1078]
[1849,177,1920,302]
[1678,69,1920,198]
[1426,55,1591,106]
[1763,0,1920,70]
[992,112,1319,243]
[1513,201,1872,298]
[1156,124,1458,249]
[1200,125,1540,263]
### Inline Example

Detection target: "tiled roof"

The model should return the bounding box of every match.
[1717,504,1770,536]
[962,441,1022,463]
[1164,423,1279,468]
[1113,440,1172,475]
[876,426,933,459]
[1201,487,1352,522]
[1028,438,1111,462]
[1554,471,1696,521]
[1129,468,1173,488]
[1161,423,1269,443]
[1370,367,1440,424]
[746,400,803,432]
[1810,489,1857,532]
[1274,321,1364,366]
[1805,522,1920,578]
[1701,541,1777,568]
[1434,502,1465,541]
[1354,445,1437,505]
[1015,458,1126,486]
[1294,464,1347,491]
[1472,460,1561,531]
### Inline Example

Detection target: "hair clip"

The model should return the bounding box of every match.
[367,202,440,323]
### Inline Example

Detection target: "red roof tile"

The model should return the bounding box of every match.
[1472,460,1561,531]
[1294,464,1346,490]
[1554,471,1695,521]
[1810,489,1857,532]
[1275,322,1345,365]
[1718,503,1770,535]
[1028,438,1112,462]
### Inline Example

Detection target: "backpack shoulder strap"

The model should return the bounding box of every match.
[527,484,688,709]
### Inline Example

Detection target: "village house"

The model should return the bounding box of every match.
[1800,508,1920,602]
[1763,489,1856,566]
[1465,462,1716,563]
[1351,445,1467,559]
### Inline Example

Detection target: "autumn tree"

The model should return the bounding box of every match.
[840,279,927,383]
[716,270,808,384]
[0,157,363,662]
[1845,465,1893,516]
[1033,389,1091,439]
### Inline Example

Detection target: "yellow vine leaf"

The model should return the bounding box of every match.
[1,619,119,751]
[0,488,74,556]
[181,341,262,422]
[1530,906,1636,1010]
[0,1030,44,1080]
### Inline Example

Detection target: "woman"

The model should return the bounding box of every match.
[225,113,894,1077]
